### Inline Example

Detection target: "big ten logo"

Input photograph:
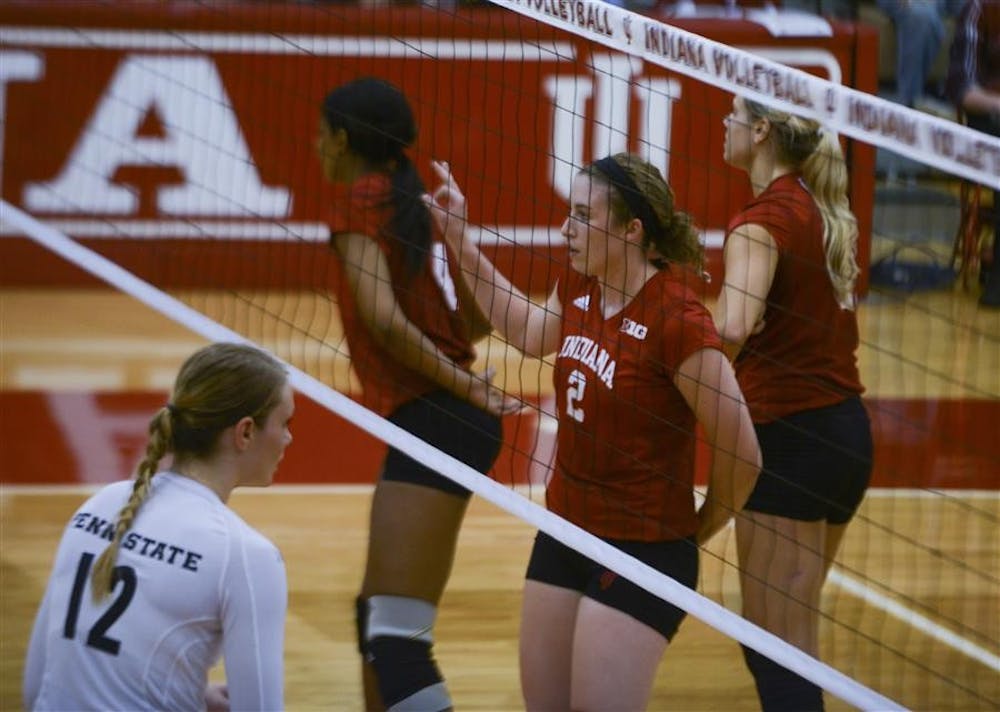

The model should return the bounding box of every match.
[1,52,289,217]
[544,52,680,201]
[620,317,647,340]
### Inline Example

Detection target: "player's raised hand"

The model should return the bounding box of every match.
[423,160,468,245]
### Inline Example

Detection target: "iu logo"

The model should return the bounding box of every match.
[544,53,681,201]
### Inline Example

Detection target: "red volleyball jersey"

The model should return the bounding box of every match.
[547,265,724,542]
[328,173,476,417]
[726,173,864,424]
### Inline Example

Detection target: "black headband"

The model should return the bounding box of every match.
[591,156,664,245]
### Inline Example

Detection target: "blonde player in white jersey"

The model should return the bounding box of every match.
[23,342,294,712]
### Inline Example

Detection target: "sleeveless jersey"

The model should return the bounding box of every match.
[548,266,723,542]
[726,173,864,423]
[329,173,476,416]
[24,473,286,712]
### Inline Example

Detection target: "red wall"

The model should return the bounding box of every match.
[3,390,997,489]
[0,2,877,294]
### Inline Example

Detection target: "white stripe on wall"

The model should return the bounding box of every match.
[0,219,726,248]
[0,28,575,61]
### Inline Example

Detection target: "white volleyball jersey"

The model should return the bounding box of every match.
[24,472,287,712]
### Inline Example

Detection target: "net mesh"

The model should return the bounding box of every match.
[1,1,998,709]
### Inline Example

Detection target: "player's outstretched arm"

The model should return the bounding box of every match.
[425,160,562,359]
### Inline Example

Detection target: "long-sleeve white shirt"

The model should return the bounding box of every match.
[24,472,287,711]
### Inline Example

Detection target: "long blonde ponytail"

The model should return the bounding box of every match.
[745,99,860,309]
[801,130,860,310]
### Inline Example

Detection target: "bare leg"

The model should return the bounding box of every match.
[736,510,828,711]
[737,510,826,652]
[822,522,849,581]
[570,598,668,712]
[359,480,470,711]
[520,580,580,711]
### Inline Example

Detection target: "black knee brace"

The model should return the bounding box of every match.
[741,644,825,712]
[367,636,446,709]
[356,595,452,711]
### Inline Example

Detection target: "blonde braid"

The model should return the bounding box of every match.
[90,407,172,601]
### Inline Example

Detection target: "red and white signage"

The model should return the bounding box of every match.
[0,2,878,292]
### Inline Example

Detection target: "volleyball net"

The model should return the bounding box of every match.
[1,0,998,709]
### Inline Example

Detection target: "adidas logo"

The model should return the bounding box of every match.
[572,294,591,311]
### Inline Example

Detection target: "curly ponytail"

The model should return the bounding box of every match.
[586,153,703,271]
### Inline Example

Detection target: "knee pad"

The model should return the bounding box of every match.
[359,595,452,712]
[741,644,825,712]
[355,596,369,657]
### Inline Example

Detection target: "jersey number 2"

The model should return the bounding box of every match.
[566,369,587,423]
[431,242,459,311]
[63,552,137,656]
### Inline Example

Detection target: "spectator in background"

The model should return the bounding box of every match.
[614,0,856,18]
[781,0,856,19]
[947,0,1000,307]
[877,0,964,112]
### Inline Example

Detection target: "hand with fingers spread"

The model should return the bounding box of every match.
[424,160,469,246]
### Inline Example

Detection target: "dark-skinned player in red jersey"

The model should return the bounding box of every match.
[318,77,521,712]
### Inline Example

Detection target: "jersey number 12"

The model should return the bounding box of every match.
[63,552,137,656]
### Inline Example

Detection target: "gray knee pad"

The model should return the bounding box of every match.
[360,595,453,711]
